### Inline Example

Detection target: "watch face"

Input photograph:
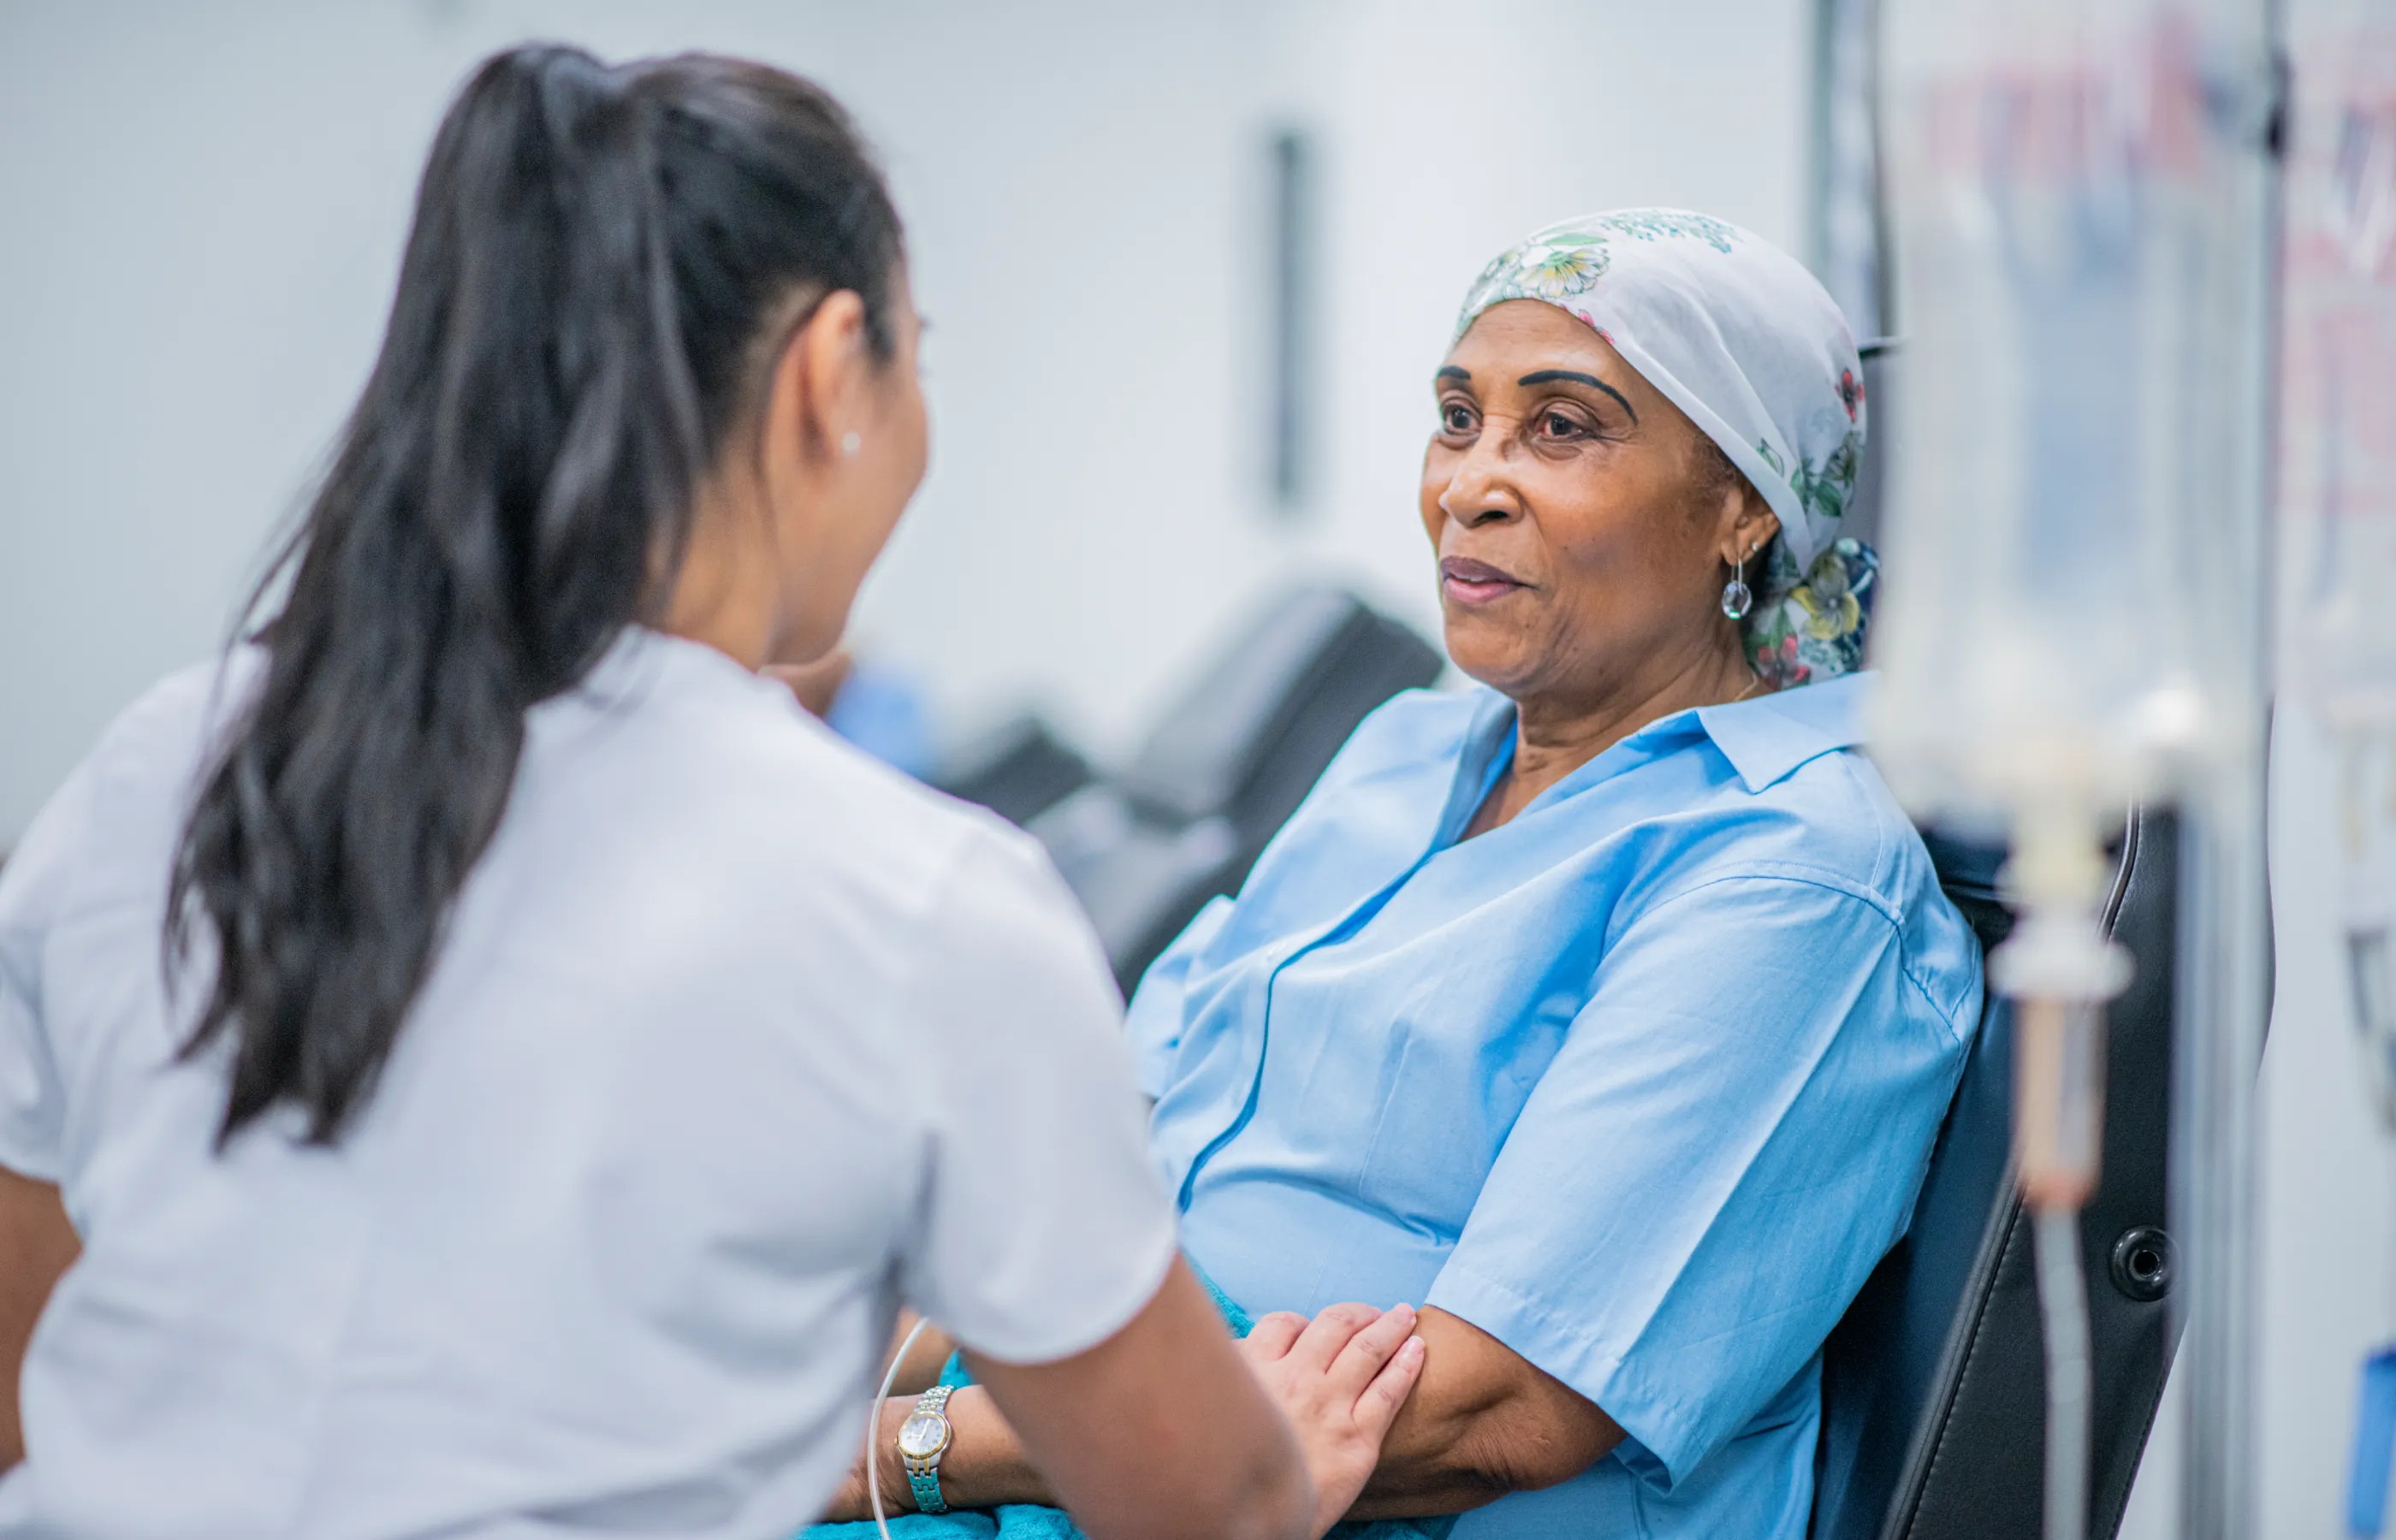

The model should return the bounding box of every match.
[898,1412,950,1460]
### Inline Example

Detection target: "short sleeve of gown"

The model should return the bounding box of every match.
[0,755,96,1184]
[1422,870,1972,1489]
[897,831,1180,1365]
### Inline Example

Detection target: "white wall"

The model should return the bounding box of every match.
[1245,0,1810,636]
[0,0,1808,834]
[1,3,2370,1533]
[2255,713,2392,1537]
[0,0,1271,821]
[2113,708,2379,1540]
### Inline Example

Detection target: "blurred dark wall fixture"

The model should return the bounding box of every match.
[1810,0,1890,341]
[1809,0,1893,555]
[935,587,1442,993]
[1267,127,1319,517]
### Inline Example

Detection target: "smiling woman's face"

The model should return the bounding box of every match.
[1420,299,1774,710]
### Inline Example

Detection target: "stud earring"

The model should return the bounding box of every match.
[1720,544,1756,620]
[841,430,863,458]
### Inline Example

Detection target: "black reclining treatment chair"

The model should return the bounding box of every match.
[1000,587,1442,993]
[932,714,1094,829]
[1812,809,2182,1539]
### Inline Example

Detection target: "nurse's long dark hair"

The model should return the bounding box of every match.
[167,45,902,1145]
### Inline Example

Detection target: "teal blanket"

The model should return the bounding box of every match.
[803,1269,1453,1540]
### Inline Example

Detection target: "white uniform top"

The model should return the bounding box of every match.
[0,630,1177,1540]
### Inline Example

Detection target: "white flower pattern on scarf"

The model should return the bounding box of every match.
[1456,209,1876,679]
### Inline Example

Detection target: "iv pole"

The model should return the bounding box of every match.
[2174,695,2274,1540]
[1870,0,2282,1531]
[2176,5,2281,1534]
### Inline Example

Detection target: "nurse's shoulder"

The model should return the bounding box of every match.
[3,649,270,924]
[620,633,1035,847]
[528,630,1099,993]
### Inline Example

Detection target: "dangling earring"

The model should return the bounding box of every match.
[1720,544,1755,620]
[841,430,863,459]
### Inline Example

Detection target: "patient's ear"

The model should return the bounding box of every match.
[1746,497,1782,556]
[1717,491,1779,570]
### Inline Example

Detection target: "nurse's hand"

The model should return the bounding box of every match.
[1238,1302,1427,1537]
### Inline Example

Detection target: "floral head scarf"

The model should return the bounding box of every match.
[1457,208,1877,686]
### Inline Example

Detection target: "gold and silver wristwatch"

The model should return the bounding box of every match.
[895,1383,955,1514]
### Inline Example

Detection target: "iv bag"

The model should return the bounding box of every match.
[1872,0,2276,830]
[2282,0,2396,732]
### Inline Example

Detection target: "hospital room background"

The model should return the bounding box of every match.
[0,2,2373,1534]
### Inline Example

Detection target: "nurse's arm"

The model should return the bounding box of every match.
[0,1166,78,1470]
[1342,1305,1623,1519]
[827,1263,1423,1540]
[879,1310,958,1397]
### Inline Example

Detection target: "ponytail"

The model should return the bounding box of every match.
[169,46,903,1144]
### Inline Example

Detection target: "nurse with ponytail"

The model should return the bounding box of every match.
[0,46,1418,1540]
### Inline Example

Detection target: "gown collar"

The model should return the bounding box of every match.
[1694,670,1872,792]
[1455,669,1874,826]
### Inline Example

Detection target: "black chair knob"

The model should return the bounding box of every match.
[2109,1226,2174,1303]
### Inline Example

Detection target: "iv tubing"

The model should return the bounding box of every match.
[867,1317,935,1540]
[1991,813,2125,1540]
[2035,1205,2092,1540]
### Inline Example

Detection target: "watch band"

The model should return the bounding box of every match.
[899,1383,955,1515]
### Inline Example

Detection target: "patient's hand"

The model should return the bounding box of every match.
[816,1294,1422,1538]
[1238,1302,1426,1536]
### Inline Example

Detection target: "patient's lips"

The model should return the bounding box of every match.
[1440,555,1527,607]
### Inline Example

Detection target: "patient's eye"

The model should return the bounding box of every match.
[1439,401,1477,435]
[1539,408,1589,439]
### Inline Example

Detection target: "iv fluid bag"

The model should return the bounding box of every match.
[2283,0,2396,732]
[1873,0,2274,827]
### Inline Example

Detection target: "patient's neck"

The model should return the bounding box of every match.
[1465,636,1758,839]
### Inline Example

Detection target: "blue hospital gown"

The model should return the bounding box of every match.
[1130,673,1982,1538]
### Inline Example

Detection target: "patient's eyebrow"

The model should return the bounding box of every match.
[1516,369,1638,422]
[1435,365,1471,382]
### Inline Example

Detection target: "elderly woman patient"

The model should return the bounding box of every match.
[818,211,1982,1538]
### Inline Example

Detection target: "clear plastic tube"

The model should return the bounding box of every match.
[1989,821,2130,1540]
[2035,1205,2093,1540]
[869,1317,935,1540]
[2015,998,2110,1212]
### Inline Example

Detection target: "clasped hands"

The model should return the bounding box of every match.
[825,1300,1425,1537]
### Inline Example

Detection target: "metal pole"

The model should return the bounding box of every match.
[2175,10,2284,1531]
[2175,776,2273,1540]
